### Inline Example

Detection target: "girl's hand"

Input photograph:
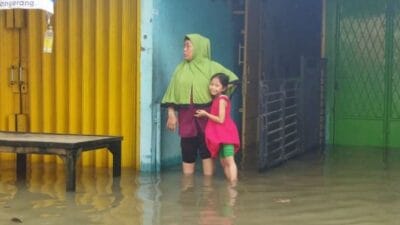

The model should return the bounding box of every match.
[195,109,207,118]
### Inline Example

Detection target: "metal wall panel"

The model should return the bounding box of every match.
[0,11,21,161]
[0,0,140,168]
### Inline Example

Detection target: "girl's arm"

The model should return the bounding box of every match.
[195,98,227,124]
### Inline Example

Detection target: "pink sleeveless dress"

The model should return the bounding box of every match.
[205,95,240,158]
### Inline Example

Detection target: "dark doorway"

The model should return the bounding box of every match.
[241,0,323,170]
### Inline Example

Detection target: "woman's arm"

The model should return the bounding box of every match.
[166,106,178,131]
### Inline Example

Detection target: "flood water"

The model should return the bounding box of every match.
[1,147,400,225]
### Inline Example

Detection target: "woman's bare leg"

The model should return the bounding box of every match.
[181,174,194,191]
[182,162,195,175]
[202,158,214,176]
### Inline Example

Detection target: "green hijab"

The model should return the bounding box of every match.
[161,34,239,107]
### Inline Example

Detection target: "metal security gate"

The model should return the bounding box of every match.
[259,79,302,169]
[328,0,400,148]
[258,57,322,170]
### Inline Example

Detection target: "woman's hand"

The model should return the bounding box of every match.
[195,109,208,118]
[167,107,178,131]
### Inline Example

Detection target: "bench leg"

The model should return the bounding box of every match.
[63,151,78,191]
[109,141,121,177]
[16,154,27,179]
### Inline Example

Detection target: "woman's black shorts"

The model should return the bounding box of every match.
[180,135,211,163]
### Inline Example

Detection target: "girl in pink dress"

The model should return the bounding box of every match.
[195,73,240,182]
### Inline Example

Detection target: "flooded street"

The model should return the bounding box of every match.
[1,147,400,225]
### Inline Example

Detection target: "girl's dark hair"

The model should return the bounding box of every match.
[211,73,229,94]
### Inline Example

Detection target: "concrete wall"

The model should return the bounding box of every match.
[140,0,156,171]
[150,0,241,169]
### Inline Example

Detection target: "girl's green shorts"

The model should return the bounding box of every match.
[219,144,234,158]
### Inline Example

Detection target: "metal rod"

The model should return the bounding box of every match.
[9,65,15,85]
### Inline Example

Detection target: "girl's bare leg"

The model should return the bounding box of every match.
[220,158,231,180]
[223,156,237,182]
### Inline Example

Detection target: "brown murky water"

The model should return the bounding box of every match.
[1,147,400,225]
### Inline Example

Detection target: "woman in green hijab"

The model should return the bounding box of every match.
[161,34,239,175]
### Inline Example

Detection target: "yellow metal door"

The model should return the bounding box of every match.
[0,10,29,161]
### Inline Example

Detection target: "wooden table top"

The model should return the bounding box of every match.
[0,131,122,149]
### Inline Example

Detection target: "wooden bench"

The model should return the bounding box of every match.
[0,131,122,191]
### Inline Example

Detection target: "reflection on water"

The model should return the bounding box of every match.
[1,147,400,224]
[159,174,237,225]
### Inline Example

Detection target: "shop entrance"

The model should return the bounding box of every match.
[242,0,323,170]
